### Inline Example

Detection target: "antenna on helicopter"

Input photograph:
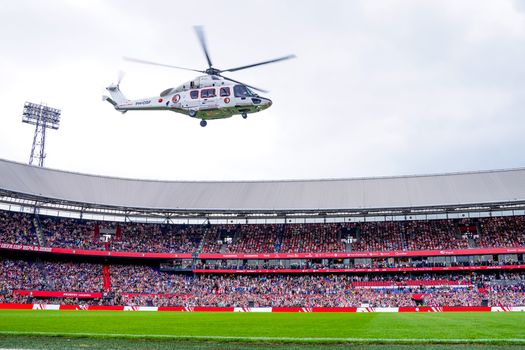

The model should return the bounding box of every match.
[123,26,295,93]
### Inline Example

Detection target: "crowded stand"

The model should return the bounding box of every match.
[349,221,407,252]
[110,264,192,295]
[0,258,102,293]
[40,216,99,250]
[0,210,38,246]
[350,220,470,252]
[1,255,525,307]
[1,208,525,308]
[223,225,281,254]
[39,216,202,253]
[200,224,280,254]
[478,216,525,249]
[1,210,525,254]
[279,224,345,253]
[404,219,470,250]
[109,223,201,253]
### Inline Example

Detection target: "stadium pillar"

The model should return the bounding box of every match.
[102,264,111,291]
[93,224,100,243]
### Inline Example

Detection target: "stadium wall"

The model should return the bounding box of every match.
[0,304,524,312]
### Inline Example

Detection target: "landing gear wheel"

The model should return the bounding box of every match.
[242,113,248,119]
[200,119,207,127]
[189,110,197,118]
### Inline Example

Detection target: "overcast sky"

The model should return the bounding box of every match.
[0,0,524,181]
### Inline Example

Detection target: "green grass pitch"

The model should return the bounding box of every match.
[1,310,525,349]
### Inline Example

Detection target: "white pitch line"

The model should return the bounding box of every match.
[0,331,524,344]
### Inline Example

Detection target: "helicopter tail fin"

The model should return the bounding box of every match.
[103,84,129,109]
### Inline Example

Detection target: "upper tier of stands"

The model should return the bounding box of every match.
[1,210,524,254]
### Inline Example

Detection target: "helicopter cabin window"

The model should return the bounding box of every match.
[220,87,230,97]
[234,84,253,97]
[201,88,216,98]
[190,90,199,99]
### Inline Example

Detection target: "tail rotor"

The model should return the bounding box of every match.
[117,70,125,87]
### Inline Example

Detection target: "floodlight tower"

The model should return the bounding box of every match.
[21,102,61,167]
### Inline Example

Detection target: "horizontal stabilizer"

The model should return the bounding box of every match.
[103,95,118,107]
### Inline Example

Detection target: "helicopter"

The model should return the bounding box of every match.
[103,26,295,127]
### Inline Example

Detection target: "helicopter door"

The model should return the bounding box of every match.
[185,90,200,110]
[200,88,218,110]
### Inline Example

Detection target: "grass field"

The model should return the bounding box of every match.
[1,310,525,349]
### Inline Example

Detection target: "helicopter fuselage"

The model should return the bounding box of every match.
[104,75,272,124]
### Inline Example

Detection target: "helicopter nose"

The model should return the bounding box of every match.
[259,97,272,108]
[251,97,272,106]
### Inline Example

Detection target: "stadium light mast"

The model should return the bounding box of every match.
[21,102,61,167]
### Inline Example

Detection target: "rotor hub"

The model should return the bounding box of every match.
[205,68,221,75]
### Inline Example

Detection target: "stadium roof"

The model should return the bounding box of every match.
[1,158,525,218]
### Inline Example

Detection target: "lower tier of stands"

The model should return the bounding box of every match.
[1,256,524,308]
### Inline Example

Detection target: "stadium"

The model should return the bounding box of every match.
[1,158,525,349]
[2,1,525,349]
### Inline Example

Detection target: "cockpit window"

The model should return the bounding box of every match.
[234,84,255,97]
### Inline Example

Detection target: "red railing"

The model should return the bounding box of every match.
[2,242,525,260]
[193,264,525,274]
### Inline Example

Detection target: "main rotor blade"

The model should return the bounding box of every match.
[123,57,205,73]
[219,74,268,93]
[221,54,296,73]
[194,26,213,69]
